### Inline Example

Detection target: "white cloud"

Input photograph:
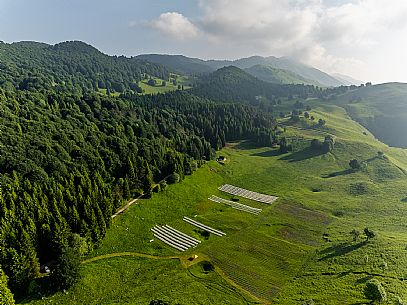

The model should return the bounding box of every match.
[146,1,407,81]
[147,12,199,40]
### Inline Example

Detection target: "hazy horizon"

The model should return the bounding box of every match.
[1,0,407,84]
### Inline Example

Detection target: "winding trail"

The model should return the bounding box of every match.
[82,252,179,264]
[82,252,268,304]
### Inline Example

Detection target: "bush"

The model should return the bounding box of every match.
[51,247,81,290]
[349,159,361,170]
[152,184,160,193]
[147,79,156,86]
[201,261,215,272]
[167,173,180,184]
[159,180,168,190]
[365,279,386,303]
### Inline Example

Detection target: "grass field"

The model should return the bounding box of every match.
[21,102,407,304]
[138,74,192,95]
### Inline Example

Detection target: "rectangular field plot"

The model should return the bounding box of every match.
[209,195,262,215]
[183,216,226,237]
[151,225,201,252]
[219,184,278,204]
[205,231,311,301]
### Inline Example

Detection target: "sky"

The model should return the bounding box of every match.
[1,0,407,83]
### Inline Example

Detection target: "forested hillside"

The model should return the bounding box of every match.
[0,41,168,94]
[191,66,321,104]
[0,41,282,300]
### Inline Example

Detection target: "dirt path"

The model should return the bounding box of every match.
[111,174,173,219]
[82,252,179,264]
[111,196,142,219]
[82,251,268,304]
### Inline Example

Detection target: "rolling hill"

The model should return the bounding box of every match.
[137,54,347,87]
[245,64,322,86]
[330,82,407,147]
[191,66,320,104]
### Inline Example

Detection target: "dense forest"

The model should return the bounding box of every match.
[191,66,323,104]
[0,41,168,94]
[0,40,341,301]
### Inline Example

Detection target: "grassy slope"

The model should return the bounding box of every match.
[329,83,407,147]
[138,75,191,95]
[245,65,322,86]
[23,104,407,305]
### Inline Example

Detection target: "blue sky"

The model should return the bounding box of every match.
[1,0,407,83]
[0,0,199,55]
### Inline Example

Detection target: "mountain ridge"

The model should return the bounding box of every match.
[136,53,348,87]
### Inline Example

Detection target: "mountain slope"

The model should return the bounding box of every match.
[137,54,345,87]
[332,73,363,86]
[191,66,320,104]
[0,41,169,93]
[330,82,407,147]
[245,65,322,86]
[135,54,214,75]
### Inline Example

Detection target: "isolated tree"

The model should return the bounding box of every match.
[323,135,335,152]
[350,229,360,242]
[349,159,361,170]
[310,139,323,150]
[161,80,166,87]
[364,227,376,241]
[147,79,156,86]
[318,118,326,126]
[279,137,288,153]
[365,279,386,303]
[0,268,15,305]
[304,112,310,119]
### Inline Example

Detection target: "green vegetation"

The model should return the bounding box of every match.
[245,65,322,86]
[20,100,407,304]
[329,83,407,147]
[0,269,15,305]
[138,74,191,95]
[192,66,320,105]
[3,40,407,305]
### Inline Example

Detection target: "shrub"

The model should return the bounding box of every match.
[147,79,156,86]
[51,247,81,290]
[159,180,168,190]
[167,173,180,184]
[152,185,160,193]
[364,279,386,303]
[201,261,215,272]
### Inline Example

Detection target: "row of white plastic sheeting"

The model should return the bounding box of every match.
[218,184,277,204]
[151,225,200,252]
[208,195,262,215]
[183,216,226,237]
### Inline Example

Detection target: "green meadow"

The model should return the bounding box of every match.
[138,75,192,95]
[23,103,407,304]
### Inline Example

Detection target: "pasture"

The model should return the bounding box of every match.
[23,103,407,304]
